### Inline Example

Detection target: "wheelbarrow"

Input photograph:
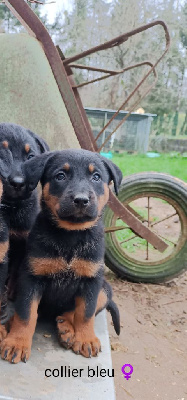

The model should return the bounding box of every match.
[1,0,187,283]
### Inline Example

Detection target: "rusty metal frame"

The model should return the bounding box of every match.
[66,61,156,89]
[61,59,158,151]
[63,22,169,153]
[4,0,170,252]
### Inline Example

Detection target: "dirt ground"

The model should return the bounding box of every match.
[106,270,187,400]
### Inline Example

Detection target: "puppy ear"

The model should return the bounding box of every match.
[100,156,123,195]
[0,147,13,178]
[23,153,51,190]
[27,129,50,153]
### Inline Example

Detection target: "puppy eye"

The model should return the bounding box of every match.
[27,154,35,160]
[55,172,66,181]
[92,172,101,182]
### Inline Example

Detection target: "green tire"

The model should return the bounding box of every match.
[104,172,187,283]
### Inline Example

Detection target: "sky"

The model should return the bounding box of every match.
[41,0,186,24]
[40,0,73,23]
[41,0,113,24]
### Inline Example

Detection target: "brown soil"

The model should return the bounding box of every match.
[106,270,187,400]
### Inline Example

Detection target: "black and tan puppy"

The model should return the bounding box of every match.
[0,123,49,305]
[1,149,122,363]
[0,147,13,340]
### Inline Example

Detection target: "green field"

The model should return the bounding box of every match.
[112,153,187,182]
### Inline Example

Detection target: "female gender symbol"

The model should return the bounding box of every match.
[121,364,134,380]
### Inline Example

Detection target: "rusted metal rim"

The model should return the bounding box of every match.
[109,192,186,265]
[63,20,170,66]
[108,191,168,252]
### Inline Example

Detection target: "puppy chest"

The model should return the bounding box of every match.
[29,256,102,278]
[41,276,78,312]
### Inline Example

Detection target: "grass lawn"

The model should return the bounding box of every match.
[112,153,187,182]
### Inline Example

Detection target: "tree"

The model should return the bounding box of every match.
[1,0,187,136]
[0,1,48,33]
[0,4,20,32]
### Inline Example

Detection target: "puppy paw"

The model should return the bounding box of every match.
[72,335,101,358]
[1,336,31,364]
[0,324,7,342]
[57,317,75,349]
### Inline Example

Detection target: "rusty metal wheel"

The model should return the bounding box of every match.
[104,173,187,283]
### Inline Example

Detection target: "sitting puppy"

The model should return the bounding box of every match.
[0,147,14,340]
[0,123,49,305]
[1,149,122,363]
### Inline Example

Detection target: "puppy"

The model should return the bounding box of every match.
[0,123,49,304]
[1,150,122,363]
[0,147,13,340]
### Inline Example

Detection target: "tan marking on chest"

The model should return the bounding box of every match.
[70,258,101,278]
[0,241,9,262]
[57,218,99,231]
[30,256,101,278]
[30,257,67,276]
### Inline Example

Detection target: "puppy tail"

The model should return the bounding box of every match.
[107,299,120,336]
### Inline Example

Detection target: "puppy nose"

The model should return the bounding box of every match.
[74,194,89,207]
[9,176,25,189]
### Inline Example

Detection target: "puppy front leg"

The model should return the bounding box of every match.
[0,239,9,342]
[57,310,75,349]
[72,280,102,358]
[0,300,7,342]
[1,297,40,364]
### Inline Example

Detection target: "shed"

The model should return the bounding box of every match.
[85,107,156,153]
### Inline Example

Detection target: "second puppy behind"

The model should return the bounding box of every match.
[1,149,122,363]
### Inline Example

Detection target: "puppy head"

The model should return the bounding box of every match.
[23,150,122,230]
[0,123,49,200]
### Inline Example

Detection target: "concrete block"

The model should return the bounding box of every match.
[0,311,115,400]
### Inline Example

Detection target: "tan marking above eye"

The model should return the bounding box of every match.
[63,163,70,171]
[89,164,95,173]
[2,140,8,149]
[25,144,30,153]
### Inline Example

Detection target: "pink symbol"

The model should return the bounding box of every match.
[121,364,133,380]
